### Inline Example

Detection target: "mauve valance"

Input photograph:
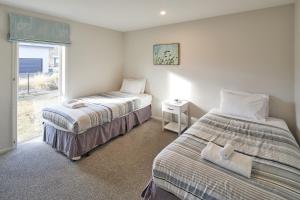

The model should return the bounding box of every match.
[8,13,71,44]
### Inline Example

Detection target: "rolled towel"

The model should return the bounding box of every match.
[63,100,86,109]
[201,142,253,178]
[220,143,235,160]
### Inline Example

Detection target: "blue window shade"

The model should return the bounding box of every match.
[19,58,43,74]
[8,13,71,44]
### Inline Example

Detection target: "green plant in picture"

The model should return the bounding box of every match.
[153,43,179,65]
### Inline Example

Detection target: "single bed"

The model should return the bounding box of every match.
[42,91,152,160]
[142,109,300,200]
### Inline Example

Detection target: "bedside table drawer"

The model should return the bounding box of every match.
[162,104,180,114]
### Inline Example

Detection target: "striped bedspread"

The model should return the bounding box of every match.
[153,112,300,200]
[42,92,143,133]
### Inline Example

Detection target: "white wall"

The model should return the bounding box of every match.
[295,0,300,142]
[66,21,123,98]
[0,4,123,151]
[124,6,296,135]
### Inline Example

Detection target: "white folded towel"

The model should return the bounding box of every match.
[63,99,86,109]
[220,143,235,160]
[201,142,253,178]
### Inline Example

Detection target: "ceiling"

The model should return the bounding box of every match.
[0,0,295,32]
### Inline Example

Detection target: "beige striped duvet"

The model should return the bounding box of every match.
[42,91,144,133]
[153,112,300,200]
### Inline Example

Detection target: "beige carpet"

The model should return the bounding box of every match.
[0,119,176,200]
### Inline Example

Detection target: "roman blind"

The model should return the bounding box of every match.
[8,13,71,44]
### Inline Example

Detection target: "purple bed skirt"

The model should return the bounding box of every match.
[43,105,151,159]
[142,179,180,200]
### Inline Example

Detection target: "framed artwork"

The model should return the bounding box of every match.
[153,43,180,65]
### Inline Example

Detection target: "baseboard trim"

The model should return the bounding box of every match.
[151,115,162,121]
[152,115,198,125]
[0,147,13,155]
[191,117,198,124]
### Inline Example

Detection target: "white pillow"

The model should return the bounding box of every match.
[120,78,146,94]
[220,89,269,121]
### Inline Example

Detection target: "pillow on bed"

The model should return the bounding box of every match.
[220,89,269,121]
[120,78,146,94]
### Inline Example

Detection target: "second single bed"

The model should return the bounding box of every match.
[42,91,152,160]
[143,110,300,200]
[143,89,300,200]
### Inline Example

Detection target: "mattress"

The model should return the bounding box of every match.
[42,91,152,133]
[152,111,300,200]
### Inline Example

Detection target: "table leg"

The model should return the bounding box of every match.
[188,105,191,127]
[162,111,164,131]
[178,111,181,136]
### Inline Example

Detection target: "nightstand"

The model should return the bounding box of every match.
[162,100,190,136]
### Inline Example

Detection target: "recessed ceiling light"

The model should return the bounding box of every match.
[160,10,166,16]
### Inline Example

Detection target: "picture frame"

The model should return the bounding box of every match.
[153,43,180,65]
